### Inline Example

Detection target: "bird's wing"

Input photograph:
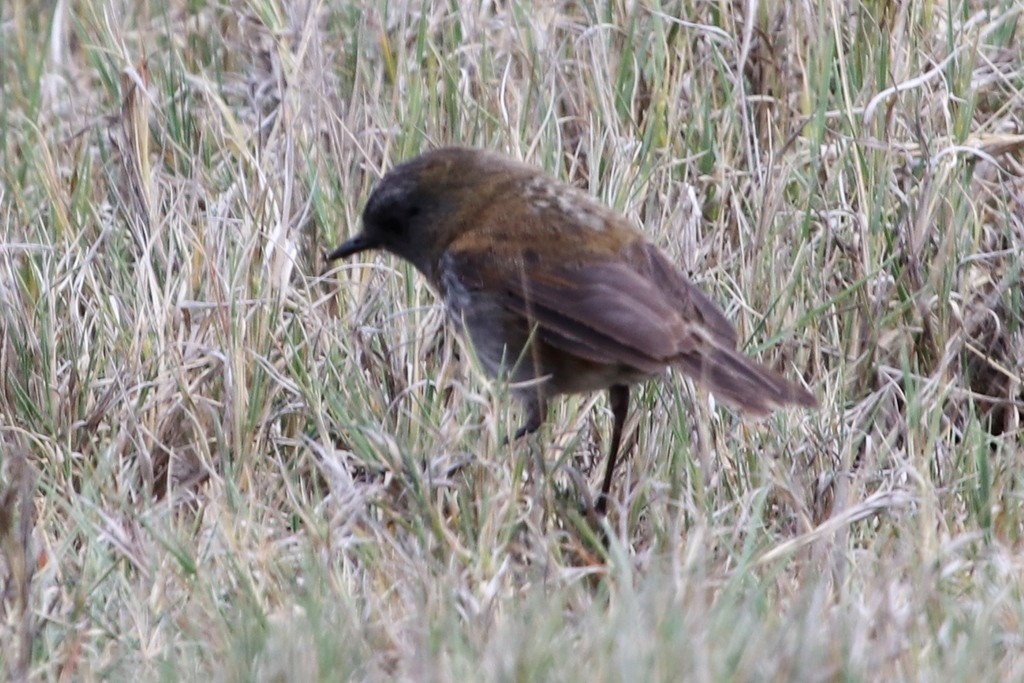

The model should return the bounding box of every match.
[629,242,738,349]
[443,241,731,374]
[443,240,817,414]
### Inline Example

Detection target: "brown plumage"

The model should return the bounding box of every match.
[328,147,817,514]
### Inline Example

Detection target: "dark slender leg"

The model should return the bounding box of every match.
[595,385,630,515]
[511,397,546,441]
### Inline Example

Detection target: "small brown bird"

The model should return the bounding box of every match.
[329,147,816,514]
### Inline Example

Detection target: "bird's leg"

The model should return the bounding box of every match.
[595,384,630,516]
[511,396,546,441]
[507,396,549,529]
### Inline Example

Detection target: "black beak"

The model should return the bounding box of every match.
[326,233,378,261]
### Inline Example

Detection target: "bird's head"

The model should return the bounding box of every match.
[327,147,526,279]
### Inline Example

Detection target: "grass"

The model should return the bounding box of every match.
[2,0,1023,680]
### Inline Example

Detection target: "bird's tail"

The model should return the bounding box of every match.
[674,345,817,416]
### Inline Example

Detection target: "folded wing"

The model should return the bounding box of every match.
[444,240,816,414]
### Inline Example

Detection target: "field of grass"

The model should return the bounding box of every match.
[2,0,1023,680]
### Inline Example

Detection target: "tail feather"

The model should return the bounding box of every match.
[674,345,817,416]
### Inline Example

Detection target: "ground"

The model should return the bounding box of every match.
[1,1,1023,680]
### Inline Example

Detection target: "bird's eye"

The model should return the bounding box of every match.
[407,204,421,218]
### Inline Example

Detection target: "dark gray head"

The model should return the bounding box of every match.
[327,147,510,279]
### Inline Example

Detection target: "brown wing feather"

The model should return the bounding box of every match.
[510,263,691,358]
[675,344,818,415]
[626,242,816,412]
[450,250,693,372]
[631,243,738,349]
[445,238,816,414]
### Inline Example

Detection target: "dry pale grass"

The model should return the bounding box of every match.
[1,0,1023,680]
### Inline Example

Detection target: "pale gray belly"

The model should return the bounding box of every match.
[444,287,658,398]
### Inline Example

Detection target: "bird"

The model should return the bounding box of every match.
[327,147,817,515]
